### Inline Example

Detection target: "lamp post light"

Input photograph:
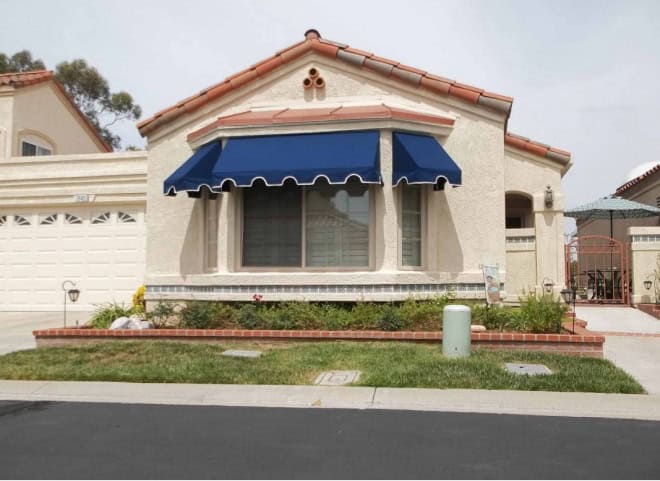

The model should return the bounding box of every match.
[643,277,657,304]
[561,286,577,333]
[61,280,80,328]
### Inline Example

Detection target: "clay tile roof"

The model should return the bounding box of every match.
[138,29,514,137]
[0,70,53,88]
[615,164,660,195]
[504,133,571,164]
[186,104,455,143]
[0,70,111,152]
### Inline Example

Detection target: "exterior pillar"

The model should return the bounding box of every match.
[375,130,398,271]
[533,189,565,295]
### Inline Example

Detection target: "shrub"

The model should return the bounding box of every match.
[237,303,261,330]
[179,301,219,329]
[471,304,516,331]
[397,297,446,330]
[89,302,135,329]
[513,293,567,333]
[146,301,177,328]
[349,302,382,330]
[316,304,354,330]
[377,304,403,331]
[131,285,146,313]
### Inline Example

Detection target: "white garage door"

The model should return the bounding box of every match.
[0,207,145,311]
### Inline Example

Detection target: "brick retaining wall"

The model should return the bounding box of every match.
[33,328,604,358]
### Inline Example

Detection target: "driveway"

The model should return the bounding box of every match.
[0,312,92,355]
[576,306,660,394]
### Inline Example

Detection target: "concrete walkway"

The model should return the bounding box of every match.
[576,306,660,395]
[0,312,92,355]
[0,380,659,421]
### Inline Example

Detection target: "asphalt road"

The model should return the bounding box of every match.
[0,401,658,479]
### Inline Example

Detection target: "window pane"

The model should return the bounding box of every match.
[21,142,37,156]
[402,184,422,266]
[243,182,302,267]
[305,179,369,267]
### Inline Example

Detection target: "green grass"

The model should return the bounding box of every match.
[0,341,644,394]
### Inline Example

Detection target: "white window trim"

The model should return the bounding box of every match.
[204,191,219,272]
[235,184,376,272]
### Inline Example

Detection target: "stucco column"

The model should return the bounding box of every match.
[533,190,566,294]
[375,130,398,271]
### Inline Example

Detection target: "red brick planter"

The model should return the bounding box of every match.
[33,328,604,358]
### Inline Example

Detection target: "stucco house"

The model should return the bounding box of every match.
[139,29,572,305]
[0,70,147,311]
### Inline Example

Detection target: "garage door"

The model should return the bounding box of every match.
[0,207,145,311]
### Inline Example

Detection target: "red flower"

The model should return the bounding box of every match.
[252,294,263,303]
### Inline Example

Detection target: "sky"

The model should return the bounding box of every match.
[1,0,659,234]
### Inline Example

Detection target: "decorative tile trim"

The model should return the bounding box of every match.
[505,235,535,244]
[631,235,660,243]
[146,283,488,296]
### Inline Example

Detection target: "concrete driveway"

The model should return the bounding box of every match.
[0,312,92,355]
[576,306,660,395]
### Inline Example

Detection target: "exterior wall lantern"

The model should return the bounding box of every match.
[542,277,554,294]
[544,185,554,209]
[61,280,80,328]
[644,276,657,304]
[561,285,577,332]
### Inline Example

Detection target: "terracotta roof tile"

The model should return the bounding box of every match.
[504,133,571,164]
[137,29,514,137]
[615,164,660,195]
[186,104,455,142]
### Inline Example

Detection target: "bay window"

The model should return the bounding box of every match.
[241,178,370,268]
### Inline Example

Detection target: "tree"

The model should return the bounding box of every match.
[0,50,140,150]
[0,50,46,73]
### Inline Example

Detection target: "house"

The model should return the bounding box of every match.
[139,29,572,304]
[0,71,147,311]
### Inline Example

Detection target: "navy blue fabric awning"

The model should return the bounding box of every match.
[211,131,381,188]
[164,141,222,195]
[392,132,462,186]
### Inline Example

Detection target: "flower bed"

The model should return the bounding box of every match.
[32,326,604,358]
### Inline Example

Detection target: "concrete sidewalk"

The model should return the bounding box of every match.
[1,380,659,421]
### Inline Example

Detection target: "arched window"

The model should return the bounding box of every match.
[505,192,534,229]
[18,132,54,157]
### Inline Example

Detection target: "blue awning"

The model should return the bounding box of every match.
[392,132,462,186]
[164,141,222,196]
[211,131,381,189]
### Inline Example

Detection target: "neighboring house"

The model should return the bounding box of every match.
[0,71,147,311]
[139,29,572,304]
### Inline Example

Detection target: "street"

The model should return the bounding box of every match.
[0,401,658,479]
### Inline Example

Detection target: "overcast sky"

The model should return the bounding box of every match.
[2,0,659,233]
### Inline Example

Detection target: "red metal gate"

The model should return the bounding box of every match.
[565,235,630,304]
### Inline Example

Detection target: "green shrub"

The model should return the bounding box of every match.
[237,303,261,330]
[513,293,567,333]
[397,297,446,330]
[89,303,135,329]
[349,302,382,330]
[179,301,220,329]
[471,304,516,331]
[146,301,177,328]
[316,304,354,330]
[377,304,403,331]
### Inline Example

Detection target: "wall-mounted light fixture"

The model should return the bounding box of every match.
[561,285,577,332]
[544,185,554,208]
[542,277,554,294]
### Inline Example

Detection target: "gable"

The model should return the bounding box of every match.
[137,29,513,138]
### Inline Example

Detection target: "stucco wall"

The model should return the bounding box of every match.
[11,83,104,156]
[144,52,563,301]
[629,226,660,304]
[504,147,565,294]
[0,94,14,159]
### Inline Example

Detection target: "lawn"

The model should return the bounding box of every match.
[0,341,644,394]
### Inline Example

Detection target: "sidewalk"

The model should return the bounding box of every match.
[1,380,659,421]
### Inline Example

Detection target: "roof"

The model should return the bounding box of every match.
[187,104,455,143]
[137,29,514,137]
[615,163,660,196]
[504,133,571,165]
[0,70,111,152]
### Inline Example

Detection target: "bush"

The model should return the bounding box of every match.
[397,297,447,330]
[471,304,516,331]
[146,301,177,328]
[349,302,382,330]
[179,301,219,329]
[237,303,261,330]
[377,304,403,331]
[132,285,146,313]
[89,303,135,329]
[513,293,567,333]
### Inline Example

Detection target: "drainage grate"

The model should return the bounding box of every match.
[505,363,552,376]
